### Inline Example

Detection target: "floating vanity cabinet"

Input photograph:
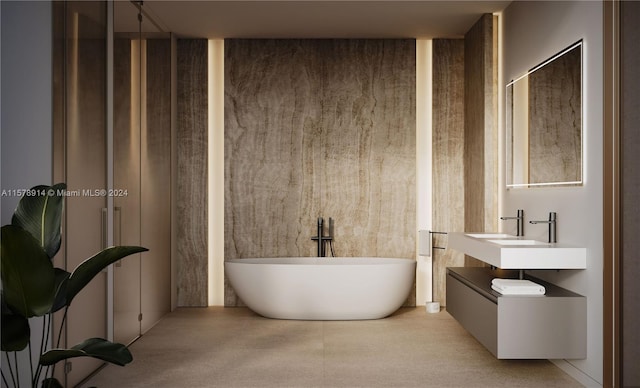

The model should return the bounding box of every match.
[446,267,586,359]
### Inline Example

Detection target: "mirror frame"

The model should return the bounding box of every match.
[505,40,583,188]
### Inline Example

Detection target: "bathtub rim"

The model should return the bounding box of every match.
[224,257,416,266]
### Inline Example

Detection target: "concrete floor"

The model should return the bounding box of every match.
[84,307,582,388]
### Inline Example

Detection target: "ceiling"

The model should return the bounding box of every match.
[114,1,511,39]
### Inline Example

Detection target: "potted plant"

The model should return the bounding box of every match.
[1,183,147,388]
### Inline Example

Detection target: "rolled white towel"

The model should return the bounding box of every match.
[491,278,546,295]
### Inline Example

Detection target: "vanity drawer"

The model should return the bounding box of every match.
[446,267,586,359]
[447,272,498,355]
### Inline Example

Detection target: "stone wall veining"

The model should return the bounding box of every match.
[464,14,498,266]
[225,39,416,306]
[177,39,208,306]
[432,39,465,305]
[432,14,497,305]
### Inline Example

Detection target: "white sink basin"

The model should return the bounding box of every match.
[448,232,586,269]
[487,239,550,246]
[465,233,513,239]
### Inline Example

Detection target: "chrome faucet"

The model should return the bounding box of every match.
[500,209,524,236]
[529,212,557,243]
[311,217,333,257]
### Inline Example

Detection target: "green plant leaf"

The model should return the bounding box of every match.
[51,268,71,313]
[11,183,66,259]
[65,246,148,306]
[1,225,55,317]
[41,378,64,388]
[1,295,30,351]
[39,338,133,366]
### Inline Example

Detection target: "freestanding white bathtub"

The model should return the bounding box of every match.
[225,257,416,320]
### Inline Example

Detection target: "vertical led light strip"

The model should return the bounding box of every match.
[208,39,224,306]
[130,40,141,180]
[170,34,178,310]
[496,11,504,227]
[415,39,433,306]
[106,0,114,342]
[68,12,79,158]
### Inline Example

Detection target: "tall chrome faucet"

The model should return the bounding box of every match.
[500,209,524,236]
[311,217,333,257]
[530,212,557,243]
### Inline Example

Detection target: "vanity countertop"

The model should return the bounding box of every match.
[448,232,587,269]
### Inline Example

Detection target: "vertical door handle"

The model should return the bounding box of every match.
[101,208,108,274]
[114,207,122,267]
[101,208,108,250]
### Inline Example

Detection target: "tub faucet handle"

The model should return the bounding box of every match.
[312,217,335,257]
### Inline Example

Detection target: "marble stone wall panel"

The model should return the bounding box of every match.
[224,40,322,260]
[225,39,415,306]
[464,14,498,266]
[224,40,323,305]
[432,39,466,305]
[321,40,416,261]
[177,39,208,307]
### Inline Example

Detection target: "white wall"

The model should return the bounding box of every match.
[1,0,53,224]
[1,0,53,384]
[501,1,602,385]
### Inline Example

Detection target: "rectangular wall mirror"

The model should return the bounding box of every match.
[506,41,583,188]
